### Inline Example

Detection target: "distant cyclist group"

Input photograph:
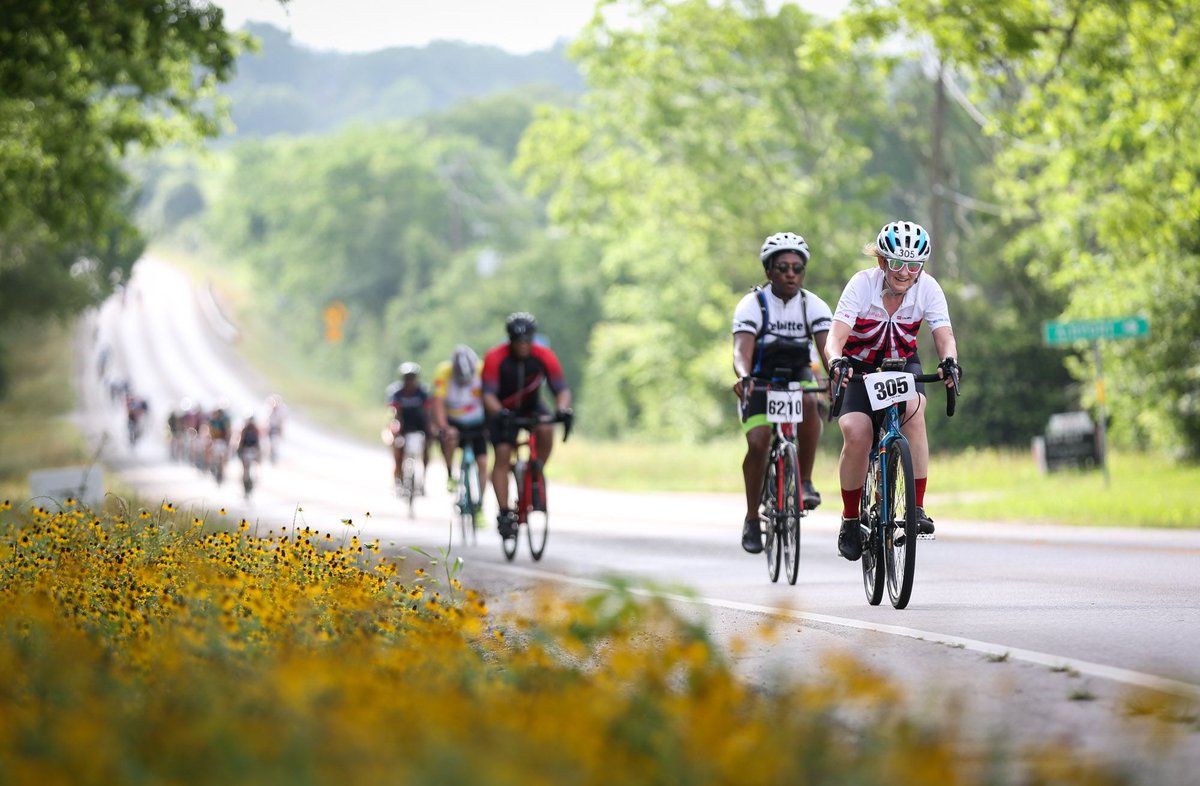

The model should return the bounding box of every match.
[385,311,572,540]
[164,394,287,498]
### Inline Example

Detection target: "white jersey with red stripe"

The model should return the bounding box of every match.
[831,267,951,367]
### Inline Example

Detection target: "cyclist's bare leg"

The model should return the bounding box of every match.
[742,425,771,521]
[797,392,822,480]
[533,423,555,464]
[492,442,514,511]
[899,394,929,477]
[440,428,459,478]
[837,411,873,493]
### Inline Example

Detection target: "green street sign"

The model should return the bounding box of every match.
[1043,316,1149,345]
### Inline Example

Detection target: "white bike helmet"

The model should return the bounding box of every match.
[759,232,810,271]
[875,221,931,262]
[397,361,421,377]
[451,344,478,383]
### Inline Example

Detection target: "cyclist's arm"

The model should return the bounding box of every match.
[812,328,832,377]
[732,332,756,396]
[554,387,572,411]
[482,391,503,417]
[430,395,449,433]
[932,324,958,384]
[825,321,853,376]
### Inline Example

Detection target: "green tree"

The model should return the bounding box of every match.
[517,0,892,438]
[856,0,1200,454]
[0,0,251,391]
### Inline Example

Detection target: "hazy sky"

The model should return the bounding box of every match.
[216,0,849,55]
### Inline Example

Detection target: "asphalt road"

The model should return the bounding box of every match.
[74,256,1200,781]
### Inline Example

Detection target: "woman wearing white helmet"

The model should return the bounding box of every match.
[824,221,961,561]
[731,231,835,554]
[385,361,431,495]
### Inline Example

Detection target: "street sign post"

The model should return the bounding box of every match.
[1041,315,1150,486]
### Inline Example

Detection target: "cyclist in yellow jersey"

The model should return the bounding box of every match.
[432,345,490,526]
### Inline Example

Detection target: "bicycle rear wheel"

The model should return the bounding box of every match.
[761,454,781,583]
[860,452,885,606]
[781,442,802,585]
[885,439,917,609]
[526,459,549,561]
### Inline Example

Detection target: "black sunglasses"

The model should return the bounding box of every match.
[773,262,806,274]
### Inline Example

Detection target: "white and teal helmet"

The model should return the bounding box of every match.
[875,221,931,262]
[759,232,810,271]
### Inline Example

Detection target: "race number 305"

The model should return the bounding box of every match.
[766,386,805,423]
[861,371,917,411]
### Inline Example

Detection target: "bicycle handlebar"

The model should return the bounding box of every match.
[828,365,958,419]
[500,411,573,443]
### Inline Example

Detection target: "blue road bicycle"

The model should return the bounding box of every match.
[453,436,483,546]
[830,357,959,609]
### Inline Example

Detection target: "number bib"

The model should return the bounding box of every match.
[766,383,805,423]
[862,371,916,411]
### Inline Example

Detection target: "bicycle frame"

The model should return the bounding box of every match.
[500,412,571,561]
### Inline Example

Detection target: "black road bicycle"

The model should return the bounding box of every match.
[745,375,825,585]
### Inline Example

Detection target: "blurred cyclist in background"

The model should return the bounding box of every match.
[265,394,287,464]
[235,413,262,498]
[481,312,572,539]
[385,362,431,495]
[432,345,489,528]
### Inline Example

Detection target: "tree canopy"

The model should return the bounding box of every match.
[0,0,248,390]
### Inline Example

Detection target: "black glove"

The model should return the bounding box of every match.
[828,356,850,380]
[555,407,573,423]
[939,357,962,381]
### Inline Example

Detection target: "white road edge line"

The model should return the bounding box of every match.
[481,562,1200,700]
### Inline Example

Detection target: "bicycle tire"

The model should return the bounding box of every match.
[526,460,549,560]
[885,439,917,609]
[401,457,417,518]
[458,456,479,546]
[782,441,802,585]
[860,452,885,606]
[501,467,519,561]
[761,454,781,583]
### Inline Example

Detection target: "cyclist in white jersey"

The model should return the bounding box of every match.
[825,221,961,561]
[732,232,834,554]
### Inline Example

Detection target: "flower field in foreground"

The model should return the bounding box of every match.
[0,501,1132,785]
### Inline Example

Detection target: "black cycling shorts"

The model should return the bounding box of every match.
[837,357,926,419]
[449,418,488,457]
[488,405,549,447]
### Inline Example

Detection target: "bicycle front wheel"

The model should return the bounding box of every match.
[761,454,781,583]
[525,459,549,560]
[860,453,884,606]
[401,458,417,518]
[885,439,917,609]
[501,466,519,560]
[781,442,802,585]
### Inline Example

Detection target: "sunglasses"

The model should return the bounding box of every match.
[773,262,806,275]
[885,257,924,273]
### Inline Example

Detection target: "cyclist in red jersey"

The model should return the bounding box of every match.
[481,312,572,539]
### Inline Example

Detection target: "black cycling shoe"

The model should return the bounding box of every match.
[741,517,763,554]
[801,479,821,510]
[916,507,935,535]
[838,517,862,561]
[497,510,517,540]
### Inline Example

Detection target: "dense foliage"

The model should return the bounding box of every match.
[0,0,248,393]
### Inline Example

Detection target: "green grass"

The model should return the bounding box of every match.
[141,247,1200,530]
[552,438,1197,528]
[0,320,93,502]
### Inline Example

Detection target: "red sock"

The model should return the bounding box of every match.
[916,477,927,508]
[841,487,862,520]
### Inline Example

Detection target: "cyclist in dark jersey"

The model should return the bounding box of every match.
[385,362,431,494]
[481,312,572,538]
